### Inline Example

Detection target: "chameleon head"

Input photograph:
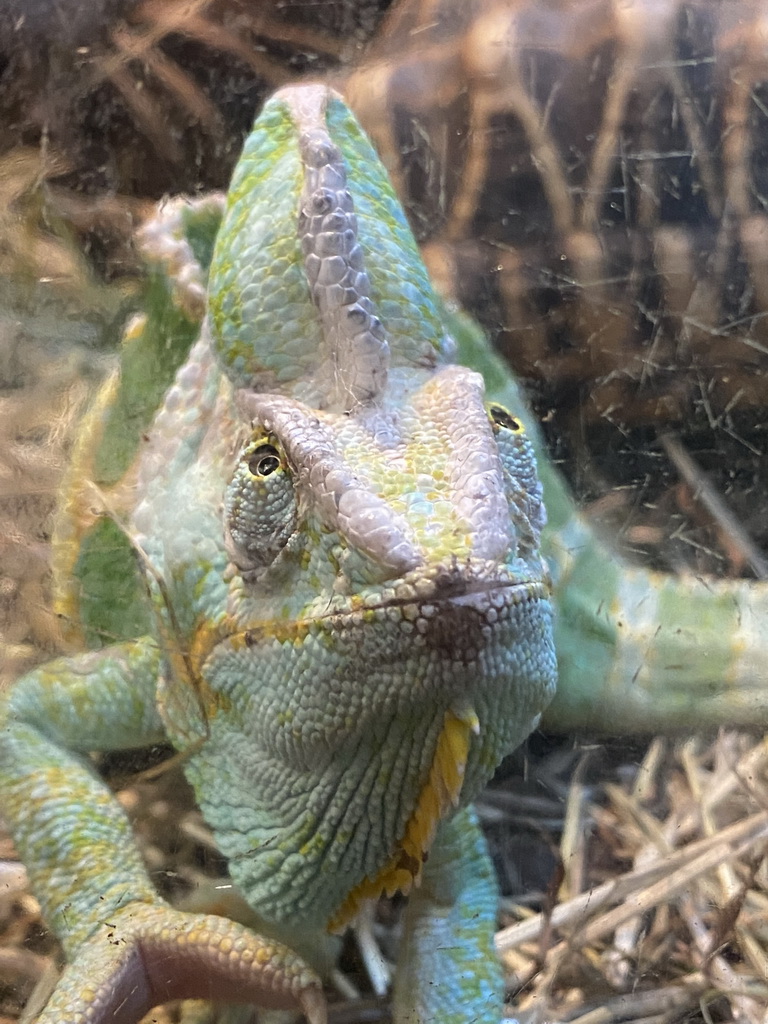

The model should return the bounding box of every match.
[212,361,556,926]
[193,83,557,928]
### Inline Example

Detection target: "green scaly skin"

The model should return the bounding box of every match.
[1,86,558,1023]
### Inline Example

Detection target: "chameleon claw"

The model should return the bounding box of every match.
[298,986,329,1024]
[38,903,325,1024]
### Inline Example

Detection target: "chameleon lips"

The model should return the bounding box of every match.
[355,556,550,609]
[225,577,548,649]
[342,577,551,666]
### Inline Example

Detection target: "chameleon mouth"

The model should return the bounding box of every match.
[322,579,550,637]
[341,559,550,617]
[268,565,551,670]
[223,559,551,658]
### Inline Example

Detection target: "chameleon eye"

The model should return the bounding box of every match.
[488,404,524,433]
[224,436,297,575]
[248,444,281,477]
[490,406,542,560]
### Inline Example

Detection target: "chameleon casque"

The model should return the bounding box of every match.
[0,84,558,1023]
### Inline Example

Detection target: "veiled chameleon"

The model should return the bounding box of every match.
[1,85,557,1023]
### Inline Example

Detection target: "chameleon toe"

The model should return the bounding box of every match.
[37,904,325,1024]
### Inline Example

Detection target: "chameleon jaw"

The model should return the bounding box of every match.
[200,561,554,932]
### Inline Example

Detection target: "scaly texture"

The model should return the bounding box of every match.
[1,85,557,1023]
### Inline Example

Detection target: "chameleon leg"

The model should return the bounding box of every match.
[392,806,503,1024]
[0,638,325,1024]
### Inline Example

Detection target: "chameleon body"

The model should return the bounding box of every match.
[0,86,557,1023]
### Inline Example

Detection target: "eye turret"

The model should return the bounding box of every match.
[224,435,298,574]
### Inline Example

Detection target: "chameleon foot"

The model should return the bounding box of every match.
[37,902,326,1024]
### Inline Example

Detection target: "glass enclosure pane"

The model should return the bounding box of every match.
[1,2,765,1022]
